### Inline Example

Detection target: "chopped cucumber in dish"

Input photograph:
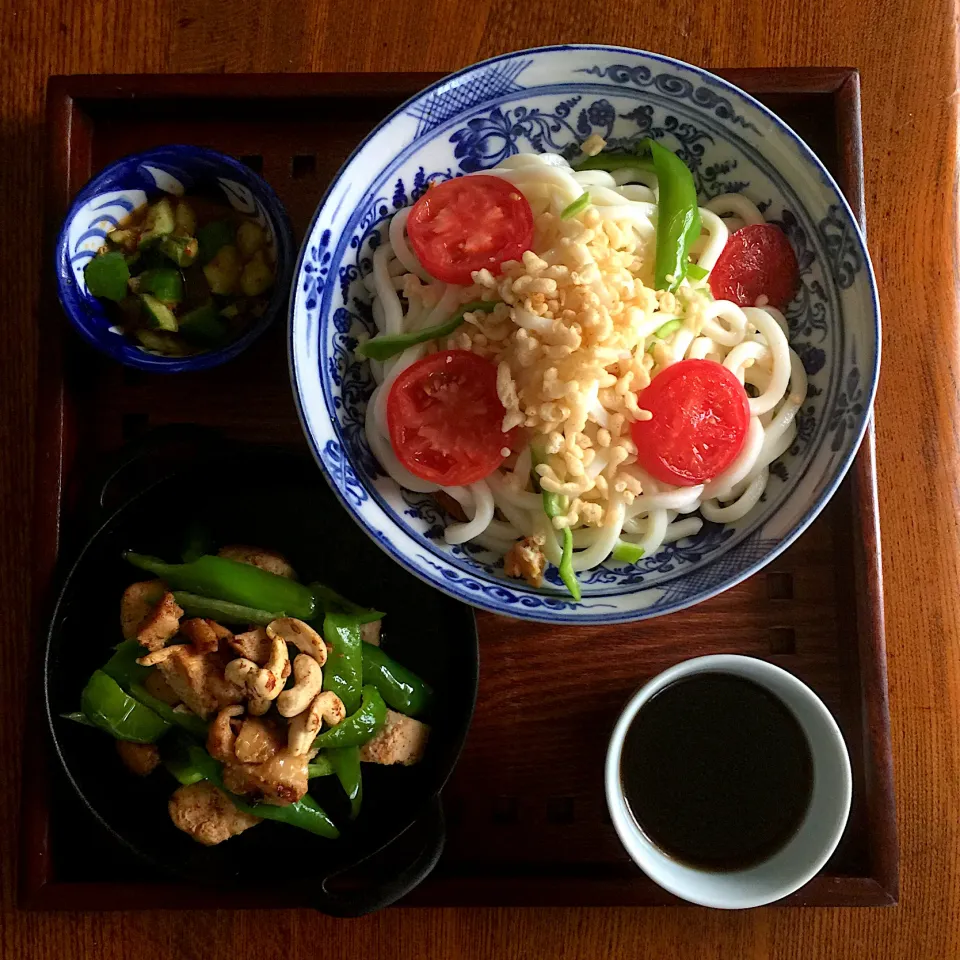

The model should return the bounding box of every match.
[81,190,277,358]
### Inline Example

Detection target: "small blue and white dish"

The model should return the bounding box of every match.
[289,45,880,625]
[56,145,294,373]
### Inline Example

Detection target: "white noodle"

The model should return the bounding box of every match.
[356,153,809,588]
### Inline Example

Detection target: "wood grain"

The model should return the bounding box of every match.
[2,0,958,956]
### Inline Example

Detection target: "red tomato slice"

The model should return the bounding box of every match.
[407,175,534,284]
[387,350,515,485]
[631,359,750,487]
[708,223,799,308]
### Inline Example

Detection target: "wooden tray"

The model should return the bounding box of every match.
[22,69,897,909]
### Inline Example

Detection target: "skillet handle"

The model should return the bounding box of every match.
[309,797,446,917]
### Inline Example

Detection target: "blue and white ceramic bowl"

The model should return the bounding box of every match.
[290,45,880,625]
[57,145,294,372]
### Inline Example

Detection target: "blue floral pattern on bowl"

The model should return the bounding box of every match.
[289,45,880,625]
[56,145,295,373]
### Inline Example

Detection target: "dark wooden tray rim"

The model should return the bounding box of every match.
[21,67,896,910]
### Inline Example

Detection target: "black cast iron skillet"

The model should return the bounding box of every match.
[44,435,478,916]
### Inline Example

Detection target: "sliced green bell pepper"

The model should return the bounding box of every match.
[102,640,208,738]
[561,192,590,220]
[361,644,434,717]
[328,747,363,820]
[124,552,315,620]
[79,670,170,743]
[165,738,340,839]
[172,591,280,627]
[643,137,701,292]
[357,300,498,361]
[322,613,364,715]
[312,685,387,750]
[531,445,581,602]
[308,755,335,778]
[612,540,646,564]
[310,582,384,625]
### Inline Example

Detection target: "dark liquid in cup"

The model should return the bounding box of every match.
[620,673,814,872]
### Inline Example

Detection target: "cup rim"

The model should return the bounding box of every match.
[604,654,853,908]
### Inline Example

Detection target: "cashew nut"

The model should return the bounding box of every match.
[267,617,327,666]
[136,645,185,667]
[223,636,289,716]
[277,654,324,718]
[224,656,270,716]
[287,691,345,756]
[207,704,244,762]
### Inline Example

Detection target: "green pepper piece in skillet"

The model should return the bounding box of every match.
[327,747,363,820]
[172,591,280,627]
[98,640,209,738]
[360,644,435,717]
[164,738,340,839]
[123,552,316,620]
[312,685,387,750]
[322,613,365,715]
[78,670,171,743]
[309,582,384,625]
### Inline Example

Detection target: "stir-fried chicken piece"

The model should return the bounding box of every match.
[121,580,184,652]
[168,781,260,846]
[116,740,160,776]
[120,580,165,640]
[227,627,272,665]
[208,706,308,805]
[154,646,243,719]
[504,535,547,588]
[218,544,297,580]
[180,617,232,654]
[359,709,430,766]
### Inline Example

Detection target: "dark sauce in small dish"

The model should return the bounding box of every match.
[620,672,814,872]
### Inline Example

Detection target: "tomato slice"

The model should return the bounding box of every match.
[708,223,799,308]
[387,350,515,485]
[407,175,534,284]
[631,359,750,487]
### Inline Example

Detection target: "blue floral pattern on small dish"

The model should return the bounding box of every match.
[55,145,295,373]
[289,45,880,625]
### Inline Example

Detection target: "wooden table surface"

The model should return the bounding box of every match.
[3,0,957,957]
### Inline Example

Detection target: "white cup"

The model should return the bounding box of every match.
[605,654,852,909]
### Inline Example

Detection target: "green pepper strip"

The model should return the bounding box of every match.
[686,262,709,281]
[308,756,335,778]
[310,583,384,625]
[124,552,315,620]
[102,639,152,689]
[561,192,590,220]
[361,644,435,717]
[557,529,581,602]
[612,540,646,564]
[654,319,683,339]
[103,640,208,738]
[62,711,95,727]
[173,591,279,627]
[574,152,658,174]
[322,613,365,715]
[531,446,581,602]
[313,685,387,750]
[357,300,498,361]
[167,739,339,839]
[79,670,170,743]
[328,747,363,820]
[643,137,701,292]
